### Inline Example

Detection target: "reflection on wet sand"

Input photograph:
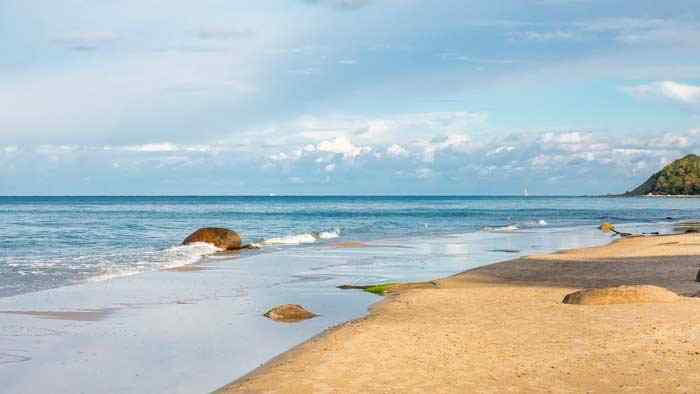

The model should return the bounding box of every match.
[0,308,120,322]
[332,242,371,249]
[0,352,31,365]
[331,241,413,249]
[163,264,210,272]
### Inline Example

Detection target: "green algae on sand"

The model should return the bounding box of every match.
[363,283,397,296]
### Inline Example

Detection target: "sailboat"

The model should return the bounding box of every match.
[523,188,529,197]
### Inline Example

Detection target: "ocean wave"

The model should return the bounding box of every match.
[87,242,222,282]
[261,228,341,246]
[483,219,548,233]
[263,233,318,245]
[483,224,520,233]
[158,242,223,269]
[318,229,341,239]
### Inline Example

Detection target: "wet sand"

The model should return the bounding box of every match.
[220,234,700,393]
[0,308,119,321]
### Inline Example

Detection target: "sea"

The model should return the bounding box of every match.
[1,196,699,392]
[1,195,699,298]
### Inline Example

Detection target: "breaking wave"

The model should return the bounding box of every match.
[260,228,341,246]
[483,220,547,233]
[87,242,222,282]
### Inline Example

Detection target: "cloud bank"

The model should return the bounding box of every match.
[2,125,696,195]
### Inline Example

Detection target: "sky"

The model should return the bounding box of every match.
[1,0,700,195]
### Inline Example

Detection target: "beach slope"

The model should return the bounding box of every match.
[218,234,700,393]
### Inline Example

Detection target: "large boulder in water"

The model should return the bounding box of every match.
[182,228,241,250]
[264,304,316,322]
[562,285,680,305]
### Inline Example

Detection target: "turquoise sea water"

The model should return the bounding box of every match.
[1,195,699,297]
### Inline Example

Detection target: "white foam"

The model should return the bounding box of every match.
[87,242,222,282]
[318,229,340,239]
[159,242,222,269]
[263,233,317,245]
[261,229,341,245]
[538,220,548,226]
[484,224,520,233]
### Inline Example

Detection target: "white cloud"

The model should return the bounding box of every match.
[504,18,700,49]
[269,152,290,161]
[386,144,408,157]
[647,133,689,148]
[415,168,433,179]
[569,18,700,47]
[510,30,576,42]
[628,81,700,104]
[122,143,218,153]
[487,146,515,156]
[316,136,372,160]
[293,111,488,145]
[125,143,179,152]
[417,133,474,162]
[542,131,587,144]
[8,129,700,194]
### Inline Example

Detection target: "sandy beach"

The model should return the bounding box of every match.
[219,233,700,393]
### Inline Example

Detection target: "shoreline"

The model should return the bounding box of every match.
[218,233,700,393]
[5,225,621,393]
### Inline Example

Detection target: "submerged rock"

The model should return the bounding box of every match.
[563,285,680,305]
[182,228,241,250]
[264,304,316,322]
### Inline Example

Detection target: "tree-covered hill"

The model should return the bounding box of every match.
[624,154,700,196]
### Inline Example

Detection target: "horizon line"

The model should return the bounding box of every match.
[0,194,611,198]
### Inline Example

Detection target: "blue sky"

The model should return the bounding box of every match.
[1,0,700,195]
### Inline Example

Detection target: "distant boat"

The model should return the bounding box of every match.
[523,188,529,197]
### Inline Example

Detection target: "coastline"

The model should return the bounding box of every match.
[218,233,700,393]
[1,223,618,393]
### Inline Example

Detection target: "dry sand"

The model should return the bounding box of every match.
[218,234,700,393]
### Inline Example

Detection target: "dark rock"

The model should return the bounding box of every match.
[182,228,241,250]
[264,304,316,322]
